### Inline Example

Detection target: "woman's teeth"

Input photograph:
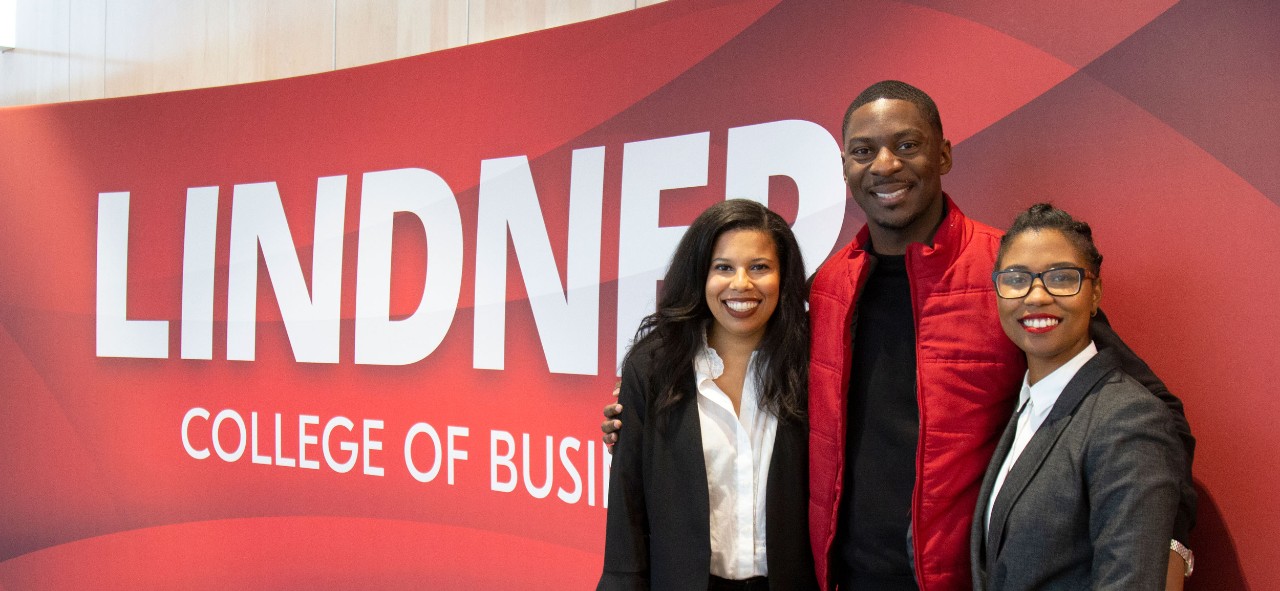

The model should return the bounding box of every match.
[1022,317,1059,329]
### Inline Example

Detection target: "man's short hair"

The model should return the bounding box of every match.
[842,80,944,139]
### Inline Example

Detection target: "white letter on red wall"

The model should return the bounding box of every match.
[181,186,219,359]
[474,147,604,375]
[96,191,169,358]
[616,132,710,371]
[354,168,463,365]
[226,177,346,363]
[726,119,845,277]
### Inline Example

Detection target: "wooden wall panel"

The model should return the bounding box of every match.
[102,0,231,98]
[227,0,335,85]
[544,0,635,29]
[336,0,403,68]
[0,0,70,106]
[468,0,545,44]
[0,0,666,107]
[469,0,634,44]
[67,0,106,102]
[335,0,468,70]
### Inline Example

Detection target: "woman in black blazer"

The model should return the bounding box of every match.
[598,199,817,591]
[972,204,1186,590]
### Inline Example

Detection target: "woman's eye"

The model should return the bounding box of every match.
[1044,270,1077,286]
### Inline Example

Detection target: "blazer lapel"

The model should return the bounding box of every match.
[670,379,711,543]
[764,416,813,586]
[1042,349,1119,425]
[985,351,1120,559]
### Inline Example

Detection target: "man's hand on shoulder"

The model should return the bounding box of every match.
[601,383,622,454]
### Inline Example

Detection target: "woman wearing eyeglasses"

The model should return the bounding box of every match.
[970,203,1185,591]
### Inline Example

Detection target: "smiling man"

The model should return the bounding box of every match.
[806,81,1022,591]
[806,80,1194,591]
[839,90,950,255]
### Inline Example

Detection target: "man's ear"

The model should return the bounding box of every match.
[938,138,953,175]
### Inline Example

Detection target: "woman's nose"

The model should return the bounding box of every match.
[1023,279,1054,304]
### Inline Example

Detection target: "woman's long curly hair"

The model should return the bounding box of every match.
[622,199,809,422]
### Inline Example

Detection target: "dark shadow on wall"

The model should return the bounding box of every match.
[1188,480,1248,590]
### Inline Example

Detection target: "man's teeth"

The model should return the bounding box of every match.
[1022,317,1059,329]
[725,301,759,312]
[873,188,908,199]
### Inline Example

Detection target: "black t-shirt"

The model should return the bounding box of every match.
[834,253,920,590]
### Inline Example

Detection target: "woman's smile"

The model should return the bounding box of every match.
[995,229,1101,384]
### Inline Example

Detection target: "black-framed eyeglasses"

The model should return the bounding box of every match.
[992,267,1092,299]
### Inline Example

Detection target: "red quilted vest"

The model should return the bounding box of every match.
[807,197,1024,590]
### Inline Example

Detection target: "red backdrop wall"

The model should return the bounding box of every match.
[1,0,1275,588]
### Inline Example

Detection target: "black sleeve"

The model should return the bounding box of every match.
[597,359,651,591]
[1090,309,1197,543]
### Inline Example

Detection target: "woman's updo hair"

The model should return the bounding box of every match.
[997,203,1104,276]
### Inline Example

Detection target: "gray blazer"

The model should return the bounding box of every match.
[970,349,1183,591]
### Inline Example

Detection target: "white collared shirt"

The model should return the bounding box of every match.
[694,342,778,579]
[986,341,1098,536]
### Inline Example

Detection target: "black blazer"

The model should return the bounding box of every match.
[598,340,818,590]
[970,349,1183,591]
